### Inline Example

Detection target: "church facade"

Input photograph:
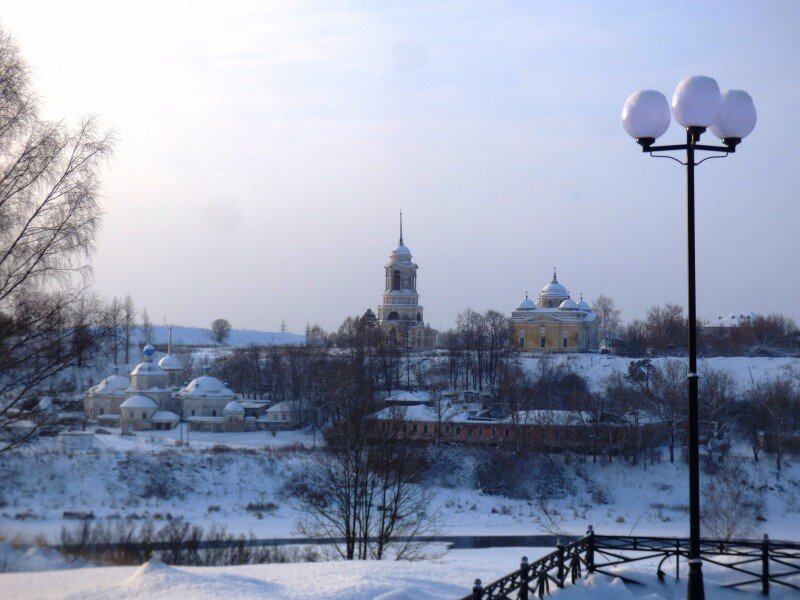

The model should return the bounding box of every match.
[509,271,599,353]
[376,215,436,350]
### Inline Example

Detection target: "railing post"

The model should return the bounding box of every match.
[586,525,595,574]
[761,534,769,596]
[472,578,483,600]
[520,556,529,600]
[556,540,565,588]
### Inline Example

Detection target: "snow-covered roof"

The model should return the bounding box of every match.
[151,411,180,422]
[38,396,53,410]
[559,299,579,310]
[539,273,569,298]
[517,296,536,310]
[577,299,591,311]
[392,244,412,257]
[88,374,130,396]
[266,400,309,413]
[385,390,431,404]
[157,354,183,371]
[131,361,166,377]
[704,312,758,328]
[224,400,245,413]
[120,395,158,409]
[179,375,235,399]
[372,404,440,421]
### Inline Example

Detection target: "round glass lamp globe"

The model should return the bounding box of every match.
[621,90,671,139]
[709,90,756,140]
[671,76,723,128]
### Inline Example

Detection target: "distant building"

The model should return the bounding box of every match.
[376,213,436,350]
[703,312,758,337]
[509,271,599,352]
[84,344,268,433]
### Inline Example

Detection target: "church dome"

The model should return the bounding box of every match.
[540,280,569,298]
[517,295,536,310]
[224,400,245,413]
[577,299,591,311]
[91,374,131,396]
[157,354,183,371]
[393,244,412,257]
[131,361,165,376]
[559,299,579,310]
[120,395,158,409]
[180,375,235,399]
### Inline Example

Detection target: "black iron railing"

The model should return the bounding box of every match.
[462,527,800,599]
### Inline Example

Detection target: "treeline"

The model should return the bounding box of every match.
[617,302,799,357]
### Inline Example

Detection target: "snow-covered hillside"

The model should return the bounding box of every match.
[1,431,798,544]
[509,354,799,392]
[144,325,304,347]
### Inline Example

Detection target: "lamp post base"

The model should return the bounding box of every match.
[687,559,705,599]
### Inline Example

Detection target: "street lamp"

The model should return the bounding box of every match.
[622,76,756,600]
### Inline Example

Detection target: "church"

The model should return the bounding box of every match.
[509,271,599,352]
[376,214,436,350]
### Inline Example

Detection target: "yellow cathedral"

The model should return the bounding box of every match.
[509,271,599,352]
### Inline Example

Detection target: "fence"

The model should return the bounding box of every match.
[463,527,800,599]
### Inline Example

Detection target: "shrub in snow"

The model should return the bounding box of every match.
[701,457,765,540]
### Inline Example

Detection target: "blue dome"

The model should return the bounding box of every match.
[143,344,155,357]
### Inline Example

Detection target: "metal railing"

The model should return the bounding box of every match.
[462,527,800,599]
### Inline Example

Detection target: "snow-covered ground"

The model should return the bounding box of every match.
[1,430,798,544]
[144,325,304,347]
[3,548,799,599]
[509,353,799,393]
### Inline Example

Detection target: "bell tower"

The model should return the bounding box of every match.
[377,211,423,327]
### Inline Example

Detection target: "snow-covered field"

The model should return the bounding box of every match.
[144,325,304,347]
[4,548,799,599]
[512,353,799,393]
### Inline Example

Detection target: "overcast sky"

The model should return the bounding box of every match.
[3,1,799,333]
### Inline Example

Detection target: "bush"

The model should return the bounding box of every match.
[58,519,318,566]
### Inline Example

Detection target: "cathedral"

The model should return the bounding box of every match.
[377,214,436,350]
[509,271,599,352]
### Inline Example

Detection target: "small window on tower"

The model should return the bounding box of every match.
[392,270,401,291]
[540,337,546,348]
[563,338,568,348]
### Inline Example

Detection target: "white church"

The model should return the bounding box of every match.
[84,344,252,432]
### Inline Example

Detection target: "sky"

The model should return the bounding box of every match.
[3,1,799,333]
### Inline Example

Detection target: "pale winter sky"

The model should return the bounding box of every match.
[3,1,799,333]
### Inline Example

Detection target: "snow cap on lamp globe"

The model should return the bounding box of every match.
[622,90,670,139]
[709,90,757,141]
[671,76,723,128]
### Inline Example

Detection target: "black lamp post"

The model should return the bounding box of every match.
[622,76,757,600]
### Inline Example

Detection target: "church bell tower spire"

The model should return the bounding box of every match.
[399,209,404,245]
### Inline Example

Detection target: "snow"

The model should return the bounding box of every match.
[150,411,180,422]
[143,325,304,347]
[179,376,234,399]
[119,396,158,409]
[3,547,798,599]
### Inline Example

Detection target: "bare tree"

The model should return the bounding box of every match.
[293,367,435,560]
[702,456,764,540]
[0,27,114,451]
[211,318,232,344]
[140,307,153,344]
[592,294,622,334]
[121,295,135,364]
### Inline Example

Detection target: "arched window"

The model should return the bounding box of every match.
[387,311,400,321]
[416,312,422,322]
[392,270,401,291]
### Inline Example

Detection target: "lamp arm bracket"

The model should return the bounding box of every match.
[648,152,688,166]
[695,153,730,166]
